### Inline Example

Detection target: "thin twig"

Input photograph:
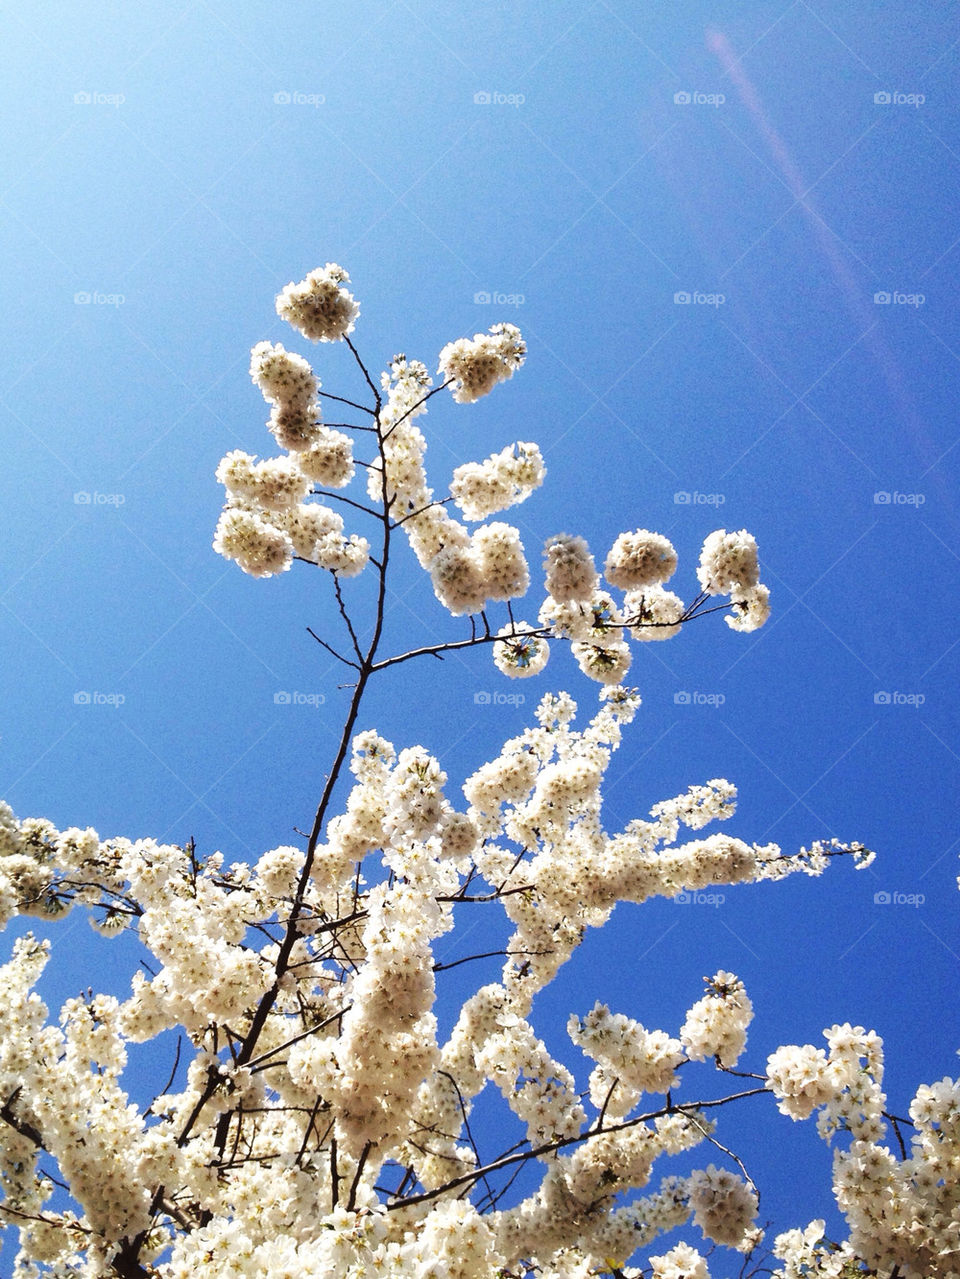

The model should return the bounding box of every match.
[306,627,360,670]
[318,389,376,416]
[346,1141,373,1211]
[387,1088,769,1211]
[333,575,365,663]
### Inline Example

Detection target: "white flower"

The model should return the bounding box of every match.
[649,1241,710,1279]
[493,624,549,678]
[543,533,597,602]
[697,529,760,596]
[267,399,323,451]
[572,639,632,684]
[451,441,545,520]
[295,427,355,487]
[766,1043,839,1119]
[438,323,526,402]
[249,339,319,406]
[604,529,677,589]
[681,971,753,1068]
[541,589,623,643]
[215,451,311,509]
[271,501,343,559]
[430,544,488,616]
[314,532,370,577]
[473,522,529,602]
[726,583,770,632]
[687,1163,759,1249]
[213,505,293,577]
[275,263,359,342]
[623,584,685,641]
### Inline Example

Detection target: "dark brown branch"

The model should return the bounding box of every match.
[309,487,382,521]
[433,948,526,973]
[381,377,454,442]
[330,1137,340,1209]
[317,388,376,416]
[333,574,365,663]
[144,1036,183,1118]
[387,1088,769,1211]
[344,336,382,412]
[346,1140,373,1211]
[306,627,361,671]
[0,1089,42,1147]
[247,1004,352,1074]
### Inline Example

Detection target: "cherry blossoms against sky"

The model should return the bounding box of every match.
[0,2,958,1272]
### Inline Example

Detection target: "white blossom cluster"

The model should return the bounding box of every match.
[367,356,535,617]
[767,1027,960,1279]
[697,528,771,632]
[274,263,359,342]
[215,268,770,673]
[213,330,367,578]
[5,264,948,1279]
[568,1003,685,1117]
[437,322,527,402]
[522,524,770,690]
[680,972,754,1068]
[0,686,889,1279]
[450,440,545,520]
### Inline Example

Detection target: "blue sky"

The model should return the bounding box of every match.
[1,0,958,1264]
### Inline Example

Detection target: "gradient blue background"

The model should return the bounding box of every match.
[1,1,958,1267]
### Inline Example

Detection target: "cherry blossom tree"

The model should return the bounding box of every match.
[0,264,956,1279]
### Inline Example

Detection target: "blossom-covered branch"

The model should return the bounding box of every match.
[0,263,955,1279]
